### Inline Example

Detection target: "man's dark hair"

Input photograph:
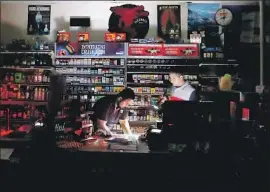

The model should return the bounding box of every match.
[169,68,184,76]
[118,88,135,100]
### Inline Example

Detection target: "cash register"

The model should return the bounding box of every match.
[146,101,214,151]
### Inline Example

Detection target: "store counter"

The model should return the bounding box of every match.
[0,137,31,148]
[76,134,151,153]
[1,133,228,191]
[78,140,150,153]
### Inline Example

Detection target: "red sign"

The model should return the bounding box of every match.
[105,33,116,42]
[163,44,199,57]
[128,44,164,56]
[128,43,200,58]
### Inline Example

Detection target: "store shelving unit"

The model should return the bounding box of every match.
[126,43,201,128]
[0,50,54,133]
[198,47,241,100]
[199,47,240,86]
[54,42,127,107]
[199,62,240,94]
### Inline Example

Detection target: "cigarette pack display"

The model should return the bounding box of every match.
[126,43,200,126]
[54,43,127,105]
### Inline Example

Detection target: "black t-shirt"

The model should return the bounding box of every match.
[92,96,128,130]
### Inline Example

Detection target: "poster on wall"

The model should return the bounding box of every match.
[157,5,181,42]
[108,4,150,41]
[188,3,220,39]
[27,5,51,35]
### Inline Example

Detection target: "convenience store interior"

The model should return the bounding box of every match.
[0,1,269,191]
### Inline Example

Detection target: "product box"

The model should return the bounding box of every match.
[57,32,71,43]
[77,32,90,42]
[105,32,126,42]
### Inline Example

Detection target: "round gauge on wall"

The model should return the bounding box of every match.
[215,8,233,26]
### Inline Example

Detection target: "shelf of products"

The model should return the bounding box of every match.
[199,62,240,88]
[62,86,124,103]
[0,50,54,68]
[54,42,127,106]
[0,69,51,103]
[0,50,54,133]
[126,43,201,126]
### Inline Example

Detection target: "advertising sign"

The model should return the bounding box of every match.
[105,33,126,42]
[27,5,51,35]
[157,5,181,41]
[128,43,200,58]
[128,44,164,56]
[163,44,199,57]
[108,4,149,40]
[55,42,125,56]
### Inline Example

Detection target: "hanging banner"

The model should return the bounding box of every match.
[55,42,125,57]
[163,44,199,57]
[157,5,181,42]
[128,44,164,56]
[27,5,51,35]
[127,43,200,58]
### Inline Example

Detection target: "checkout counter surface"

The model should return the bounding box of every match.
[0,133,164,162]
[0,132,236,192]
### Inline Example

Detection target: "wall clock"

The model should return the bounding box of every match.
[215,8,233,27]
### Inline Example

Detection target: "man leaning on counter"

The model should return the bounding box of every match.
[91,88,135,137]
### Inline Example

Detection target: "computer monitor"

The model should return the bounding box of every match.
[162,101,197,127]
[162,101,201,144]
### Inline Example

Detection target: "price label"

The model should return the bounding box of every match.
[70,81,80,85]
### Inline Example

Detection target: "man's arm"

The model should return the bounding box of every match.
[119,110,132,135]
[96,119,113,135]
[94,100,112,136]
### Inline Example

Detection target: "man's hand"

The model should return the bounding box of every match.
[96,128,113,137]
[158,96,168,105]
[96,119,112,136]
